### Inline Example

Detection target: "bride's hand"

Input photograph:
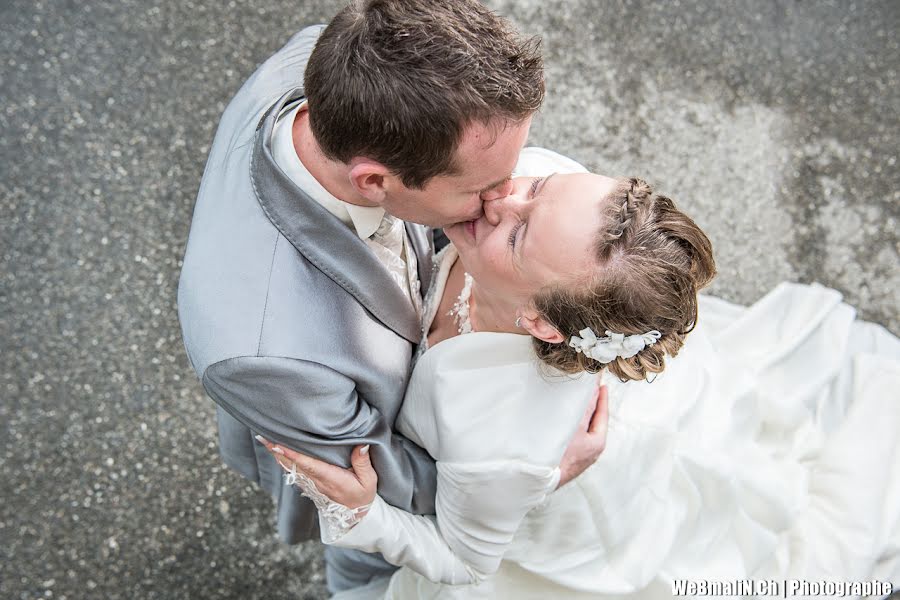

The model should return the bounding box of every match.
[256,438,377,510]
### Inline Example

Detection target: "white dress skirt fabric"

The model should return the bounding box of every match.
[328,149,900,598]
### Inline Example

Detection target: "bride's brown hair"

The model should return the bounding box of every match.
[531,178,716,382]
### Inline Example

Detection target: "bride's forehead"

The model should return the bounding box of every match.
[551,173,618,204]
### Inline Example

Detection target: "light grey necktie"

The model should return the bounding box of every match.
[367,214,422,316]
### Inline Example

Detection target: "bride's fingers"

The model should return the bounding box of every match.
[255,436,331,479]
[282,449,332,481]
[256,436,302,463]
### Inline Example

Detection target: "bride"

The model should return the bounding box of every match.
[260,148,900,598]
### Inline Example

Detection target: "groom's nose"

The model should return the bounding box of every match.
[479,178,514,202]
[483,193,515,226]
[483,179,530,226]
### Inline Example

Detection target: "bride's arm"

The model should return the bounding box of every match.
[257,439,559,585]
[341,459,560,584]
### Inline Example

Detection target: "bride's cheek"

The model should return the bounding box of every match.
[486,255,507,275]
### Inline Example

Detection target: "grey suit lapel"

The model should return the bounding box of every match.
[250,88,422,344]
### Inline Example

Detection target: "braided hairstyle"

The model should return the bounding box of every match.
[531,178,716,382]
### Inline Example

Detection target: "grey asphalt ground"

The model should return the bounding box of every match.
[2,1,898,599]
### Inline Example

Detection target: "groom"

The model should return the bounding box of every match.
[178,0,605,592]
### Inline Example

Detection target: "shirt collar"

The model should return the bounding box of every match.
[275,100,387,241]
[346,204,386,240]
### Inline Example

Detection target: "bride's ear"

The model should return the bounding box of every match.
[516,309,565,344]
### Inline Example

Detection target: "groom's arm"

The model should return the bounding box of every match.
[202,355,437,515]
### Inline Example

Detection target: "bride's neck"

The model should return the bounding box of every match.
[469,280,520,334]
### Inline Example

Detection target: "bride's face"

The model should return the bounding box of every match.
[444,172,618,308]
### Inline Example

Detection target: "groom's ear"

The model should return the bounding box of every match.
[348,158,391,205]
[517,309,566,344]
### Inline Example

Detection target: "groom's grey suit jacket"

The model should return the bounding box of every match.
[178,26,437,543]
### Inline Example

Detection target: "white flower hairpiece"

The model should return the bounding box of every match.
[568,327,662,364]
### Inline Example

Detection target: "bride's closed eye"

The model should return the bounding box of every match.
[508,221,524,248]
[508,178,542,249]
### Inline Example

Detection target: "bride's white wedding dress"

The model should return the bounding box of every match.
[327,149,900,599]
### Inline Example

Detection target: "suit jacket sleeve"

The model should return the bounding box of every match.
[202,355,437,515]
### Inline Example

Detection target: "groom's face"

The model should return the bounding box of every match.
[378,117,532,228]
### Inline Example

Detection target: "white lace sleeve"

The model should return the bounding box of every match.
[281,463,372,544]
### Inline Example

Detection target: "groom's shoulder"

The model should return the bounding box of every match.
[178,26,365,373]
[221,25,325,125]
[177,226,366,379]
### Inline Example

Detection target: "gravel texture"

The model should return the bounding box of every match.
[2,1,898,598]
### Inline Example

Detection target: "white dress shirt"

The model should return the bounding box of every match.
[272,101,420,313]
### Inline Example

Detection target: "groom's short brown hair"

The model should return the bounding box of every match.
[304,0,544,189]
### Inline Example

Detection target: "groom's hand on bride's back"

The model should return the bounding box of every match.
[557,384,609,488]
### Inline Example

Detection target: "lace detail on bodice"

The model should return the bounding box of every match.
[413,244,459,365]
[282,462,372,543]
[448,272,475,334]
